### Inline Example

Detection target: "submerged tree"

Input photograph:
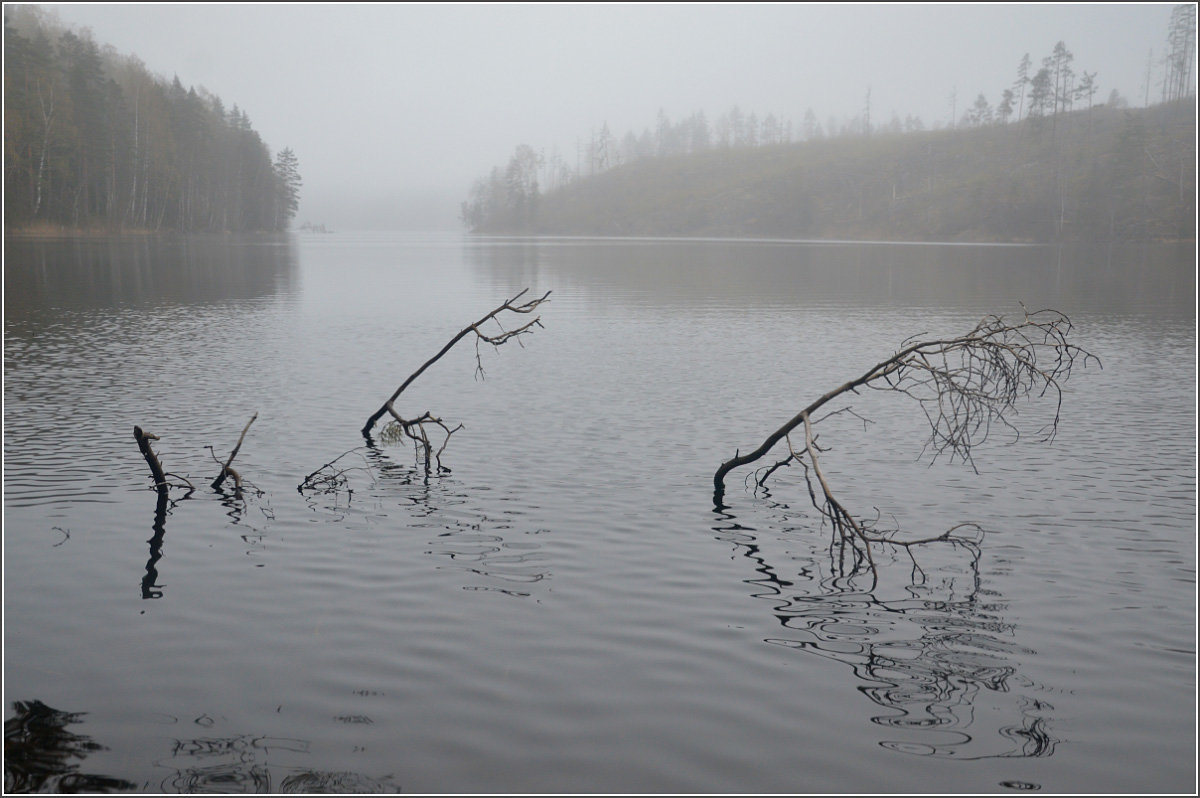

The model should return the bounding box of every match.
[361,288,551,473]
[713,308,1098,580]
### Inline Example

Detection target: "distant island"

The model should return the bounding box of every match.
[4,6,301,235]
[462,99,1194,244]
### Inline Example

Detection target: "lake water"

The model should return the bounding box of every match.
[3,233,1195,793]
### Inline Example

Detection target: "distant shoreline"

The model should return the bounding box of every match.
[4,226,293,240]
[7,228,1194,246]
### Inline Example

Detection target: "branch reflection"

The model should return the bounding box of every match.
[157,730,398,793]
[142,489,171,600]
[299,444,552,599]
[712,504,1058,761]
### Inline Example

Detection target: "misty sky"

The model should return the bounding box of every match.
[34,3,1184,231]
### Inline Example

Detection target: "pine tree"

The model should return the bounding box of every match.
[272,147,302,230]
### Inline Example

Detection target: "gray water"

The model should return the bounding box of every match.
[3,233,1195,794]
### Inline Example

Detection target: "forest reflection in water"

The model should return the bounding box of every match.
[466,235,1195,316]
[3,233,297,321]
[712,502,1057,765]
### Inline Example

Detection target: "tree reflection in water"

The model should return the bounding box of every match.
[4,700,136,793]
[712,506,1058,761]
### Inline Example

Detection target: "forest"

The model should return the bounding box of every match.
[462,10,1196,243]
[3,6,301,234]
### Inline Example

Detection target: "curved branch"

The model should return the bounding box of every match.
[361,288,551,438]
[714,308,1097,506]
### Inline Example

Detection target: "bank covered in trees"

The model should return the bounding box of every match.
[463,18,1196,243]
[4,6,301,234]
[465,101,1195,243]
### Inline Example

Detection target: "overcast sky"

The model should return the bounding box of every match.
[35,2,1184,230]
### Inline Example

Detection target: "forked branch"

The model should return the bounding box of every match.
[361,288,550,473]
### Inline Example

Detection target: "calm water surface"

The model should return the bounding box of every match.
[3,233,1195,793]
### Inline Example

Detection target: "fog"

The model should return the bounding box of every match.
[40,2,1179,231]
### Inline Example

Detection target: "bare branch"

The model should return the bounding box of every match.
[361,288,550,473]
[715,308,1097,504]
[211,412,258,492]
[133,426,195,497]
[713,308,1098,579]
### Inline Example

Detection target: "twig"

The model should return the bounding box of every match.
[298,447,376,494]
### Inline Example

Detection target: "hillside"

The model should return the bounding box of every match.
[468,101,1195,243]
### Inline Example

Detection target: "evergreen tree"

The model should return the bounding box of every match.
[1013,53,1032,122]
[273,147,302,229]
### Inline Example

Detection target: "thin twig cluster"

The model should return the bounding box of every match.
[874,307,1094,471]
[378,412,463,475]
[297,447,376,496]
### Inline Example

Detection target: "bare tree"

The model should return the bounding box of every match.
[713,308,1098,579]
[361,288,551,473]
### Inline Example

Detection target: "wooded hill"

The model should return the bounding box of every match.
[4,6,301,234]
[466,100,1195,243]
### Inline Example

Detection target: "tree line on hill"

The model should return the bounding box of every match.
[4,5,301,234]
[462,9,1196,242]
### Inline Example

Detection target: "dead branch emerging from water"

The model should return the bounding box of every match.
[361,288,551,473]
[209,412,258,494]
[713,307,1098,576]
[132,426,195,497]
